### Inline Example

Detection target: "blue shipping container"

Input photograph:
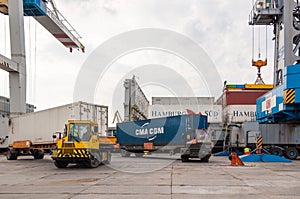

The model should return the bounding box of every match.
[117,114,207,146]
[23,0,47,16]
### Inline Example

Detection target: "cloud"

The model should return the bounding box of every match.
[0,0,275,124]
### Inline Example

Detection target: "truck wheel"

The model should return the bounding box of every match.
[269,147,283,156]
[135,153,143,157]
[284,147,298,160]
[6,149,17,160]
[200,155,211,163]
[54,160,68,168]
[90,159,100,168]
[90,154,100,168]
[181,155,189,162]
[121,150,131,157]
[33,150,44,159]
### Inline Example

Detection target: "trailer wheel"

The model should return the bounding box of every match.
[6,149,17,160]
[269,147,283,156]
[121,150,131,157]
[135,153,143,157]
[181,155,189,162]
[33,150,44,159]
[284,147,298,160]
[54,160,68,168]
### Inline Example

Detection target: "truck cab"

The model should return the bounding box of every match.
[51,120,112,168]
[62,120,100,149]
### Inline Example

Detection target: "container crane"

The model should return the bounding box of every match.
[0,0,84,115]
[250,0,300,159]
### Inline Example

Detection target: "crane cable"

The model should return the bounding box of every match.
[251,0,267,61]
[251,24,268,63]
[252,19,254,60]
[258,26,261,59]
[250,0,268,85]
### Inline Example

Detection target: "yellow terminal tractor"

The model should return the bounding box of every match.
[51,120,114,168]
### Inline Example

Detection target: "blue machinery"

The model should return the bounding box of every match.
[257,64,300,123]
[23,0,47,16]
[239,149,291,163]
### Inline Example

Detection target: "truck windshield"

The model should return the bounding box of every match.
[69,123,91,141]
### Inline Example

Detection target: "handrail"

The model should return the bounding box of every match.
[46,7,82,40]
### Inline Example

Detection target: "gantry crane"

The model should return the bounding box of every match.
[0,0,84,115]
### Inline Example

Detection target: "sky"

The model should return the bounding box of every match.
[0,0,275,124]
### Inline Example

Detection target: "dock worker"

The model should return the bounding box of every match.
[244,147,250,155]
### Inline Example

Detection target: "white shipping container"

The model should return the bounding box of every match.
[228,122,259,147]
[223,105,256,123]
[149,104,222,123]
[8,102,108,146]
[152,97,215,105]
[0,116,9,148]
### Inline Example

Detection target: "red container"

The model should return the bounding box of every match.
[217,90,268,106]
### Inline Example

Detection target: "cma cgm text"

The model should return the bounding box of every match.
[135,127,164,136]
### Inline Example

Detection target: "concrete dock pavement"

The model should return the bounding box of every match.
[0,154,299,198]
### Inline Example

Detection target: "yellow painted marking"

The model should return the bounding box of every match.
[284,89,295,104]
[257,136,263,148]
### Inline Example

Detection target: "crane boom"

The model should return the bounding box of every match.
[0,0,85,52]
[34,6,85,52]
